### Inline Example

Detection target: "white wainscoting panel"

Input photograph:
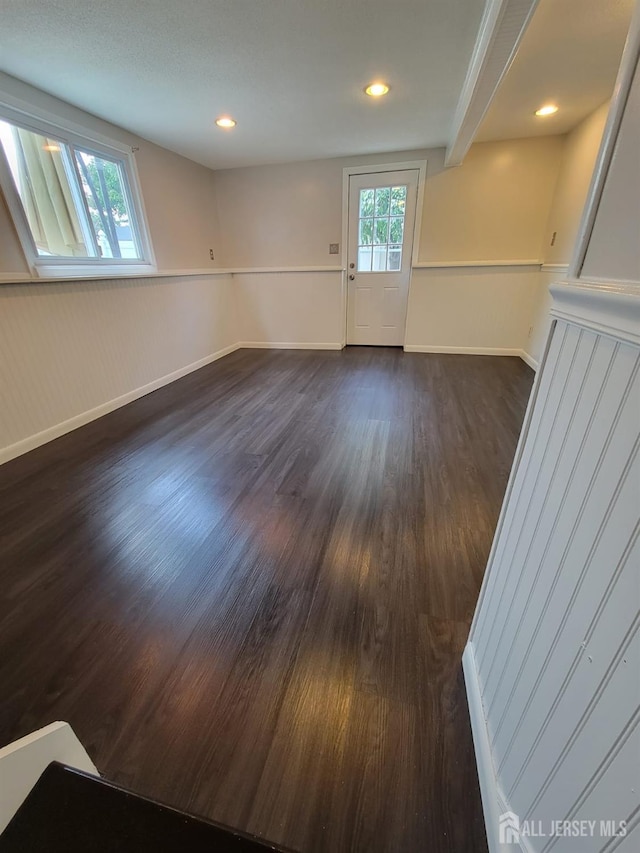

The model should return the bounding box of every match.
[0,273,237,462]
[524,270,559,369]
[234,271,345,349]
[404,265,540,356]
[465,281,640,852]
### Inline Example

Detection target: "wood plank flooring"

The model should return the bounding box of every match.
[0,347,533,852]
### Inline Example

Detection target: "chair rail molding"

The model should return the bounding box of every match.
[550,279,640,346]
[413,259,540,269]
[0,266,345,286]
[539,263,569,275]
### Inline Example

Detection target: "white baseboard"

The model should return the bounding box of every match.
[238,341,344,350]
[1,340,536,465]
[463,643,502,853]
[0,343,241,465]
[463,643,531,853]
[403,345,539,372]
[404,345,522,356]
[518,349,539,371]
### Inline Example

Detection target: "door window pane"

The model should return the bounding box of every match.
[357,184,408,272]
[359,217,373,245]
[389,217,404,243]
[372,245,387,271]
[374,218,388,244]
[359,188,374,217]
[388,245,402,271]
[390,186,407,215]
[374,187,390,216]
[358,246,372,272]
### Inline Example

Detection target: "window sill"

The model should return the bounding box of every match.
[33,262,158,279]
[0,268,235,285]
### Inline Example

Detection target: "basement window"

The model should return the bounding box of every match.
[0,108,155,278]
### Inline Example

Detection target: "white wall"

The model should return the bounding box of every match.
[0,273,237,462]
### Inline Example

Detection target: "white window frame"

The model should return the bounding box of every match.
[0,100,156,279]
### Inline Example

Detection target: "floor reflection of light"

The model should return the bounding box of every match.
[280,650,354,743]
[97,456,226,588]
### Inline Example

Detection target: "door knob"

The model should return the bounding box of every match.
[349,274,355,280]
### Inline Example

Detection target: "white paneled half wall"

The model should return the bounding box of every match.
[405,264,541,360]
[463,281,640,852]
[233,269,345,349]
[0,272,237,463]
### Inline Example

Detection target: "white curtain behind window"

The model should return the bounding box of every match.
[14,128,87,257]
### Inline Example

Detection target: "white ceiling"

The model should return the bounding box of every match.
[0,0,485,170]
[477,0,634,142]
[0,0,633,170]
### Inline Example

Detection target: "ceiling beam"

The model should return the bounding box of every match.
[445,0,540,167]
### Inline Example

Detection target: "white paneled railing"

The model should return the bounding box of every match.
[464,280,640,852]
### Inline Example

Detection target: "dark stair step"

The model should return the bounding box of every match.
[0,761,292,852]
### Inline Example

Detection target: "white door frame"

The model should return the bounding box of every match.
[341,159,428,347]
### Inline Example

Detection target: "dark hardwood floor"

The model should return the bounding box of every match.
[0,347,533,852]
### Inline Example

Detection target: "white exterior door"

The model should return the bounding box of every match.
[346,169,418,345]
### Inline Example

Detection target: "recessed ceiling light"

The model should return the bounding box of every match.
[365,82,390,97]
[535,104,559,117]
[215,116,237,128]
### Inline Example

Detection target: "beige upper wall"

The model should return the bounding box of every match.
[134,143,220,270]
[0,72,222,275]
[213,136,564,268]
[582,62,640,283]
[542,101,610,266]
[419,137,563,262]
[214,148,431,268]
